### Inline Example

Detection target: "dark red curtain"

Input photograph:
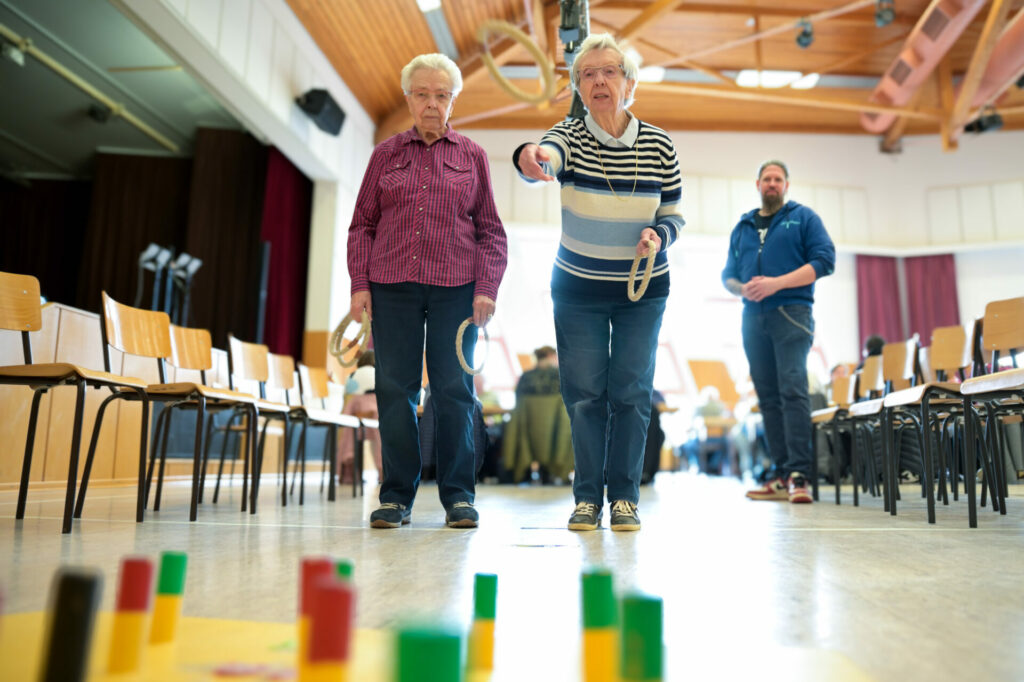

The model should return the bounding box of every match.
[259,148,311,359]
[0,179,91,306]
[184,128,268,348]
[856,255,904,348]
[77,154,192,312]
[904,254,960,344]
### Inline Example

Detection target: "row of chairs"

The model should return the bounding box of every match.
[812,295,1024,527]
[0,271,373,534]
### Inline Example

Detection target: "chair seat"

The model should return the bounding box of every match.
[811,406,841,423]
[883,382,962,408]
[255,398,292,414]
[360,417,380,429]
[848,398,884,417]
[304,407,360,428]
[961,368,1024,396]
[146,382,256,403]
[0,362,147,389]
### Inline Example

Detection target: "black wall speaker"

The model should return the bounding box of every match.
[295,88,345,136]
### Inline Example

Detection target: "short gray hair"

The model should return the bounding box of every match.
[401,53,463,96]
[570,33,639,107]
[758,160,789,180]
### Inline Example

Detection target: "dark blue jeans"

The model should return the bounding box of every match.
[741,304,815,479]
[370,282,477,511]
[553,294,666,506]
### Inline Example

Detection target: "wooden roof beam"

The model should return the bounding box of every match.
[949,0,1014,141]
[597,0,914,26]
[813,33,908,76]
[617,0,689,40]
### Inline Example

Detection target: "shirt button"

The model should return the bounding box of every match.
[416,231,420,235]
[413,256,417,260]
[422,185,427,189]
[418,207,423,211]
[423,165,428,169]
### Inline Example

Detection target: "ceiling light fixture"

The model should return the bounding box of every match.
[416,0,442,11]
[875,0,895,27]
[736,69,804,88]
[795,20,814,49]
[790,72,820,89]
[964,107,1003,134]
[638,66,665,82]
[1,39,25,67]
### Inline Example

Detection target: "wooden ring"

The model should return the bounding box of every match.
[329,312,370,368]
[455,317,489,375]
[477,20,557,106]
[627,239,658,302]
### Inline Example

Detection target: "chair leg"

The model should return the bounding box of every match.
[240,408,250,513]
[62,381,87,534]
[154,407,174,512]
[963,398,978,528]
[248,407,262,515]
[810,424,819,502]
[281,416,290,507]
[212,412,237,504]
[145,406,171,508]
[198,413,218,504]
[328,424,337,502]
[15,389,46,520]
[189,397,207,522]
[255,416,273,512]
[831,419,841,505]
[919,399,937,524]
[73,392,119,519]
[353,427,363,499]
[299,418,308,506]
[135,393,149,523]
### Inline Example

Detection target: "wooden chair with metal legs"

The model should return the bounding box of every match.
[73,293,259,524]
[0,272,149,534]
[959,296,1024,527]
[297,363,361,502]
[846,355,889,510]
[139,323,260,516]
[811,373,856,505]
[879,325,973,524]
[225,335,292,512]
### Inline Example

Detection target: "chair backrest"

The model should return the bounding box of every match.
[228,335,270,393]
[858,355,884,399]
[267,353,297,404]
[929,324,970,380]
[687,359,741,409]
[918,346,933,384]
[298,363,330,404]
[882,338,918,391]
[830,375,855,409]
[169,324,214,374]
[101,292,172,377]
[980,296,1024,366]
[0,271,42,364]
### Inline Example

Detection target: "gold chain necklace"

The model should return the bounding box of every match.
[595,142,638,202]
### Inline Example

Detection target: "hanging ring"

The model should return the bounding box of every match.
[627,239,657,302]
[455,318,489,375]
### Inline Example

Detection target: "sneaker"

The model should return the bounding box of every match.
[609,500,641,532]
[788,473,813,504]
[567,502,602,531]
[445,501,479,528]
[369,502,411,528]
[745,478,788,501]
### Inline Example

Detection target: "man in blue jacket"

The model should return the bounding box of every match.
[722,160,836,503]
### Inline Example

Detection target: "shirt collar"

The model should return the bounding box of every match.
[400,126,460,146]
[584,112,638,148]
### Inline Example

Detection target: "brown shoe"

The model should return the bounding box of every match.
[745,478,788,501]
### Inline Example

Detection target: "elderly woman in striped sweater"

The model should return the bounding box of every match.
[514,33,685,532]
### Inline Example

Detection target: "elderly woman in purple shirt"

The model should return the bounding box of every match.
[347,53,507,530]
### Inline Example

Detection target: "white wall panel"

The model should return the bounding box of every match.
[682,176,701,234]
[166,0,186,15]
[543,181,561,225]
[841,188,868,245]
[955,249,1024,324]
[992,181,1024,240]
[927,188,963,245]
[959,185,995,243]
[217,0,250,76]
[267,24,295,121]
[185,0,221,48]
[244,0,273,101]
[491,164,513,222]
[510,175,548,224]
[815,186,843,243]
[729,178,756,227]
[699,177,731,235]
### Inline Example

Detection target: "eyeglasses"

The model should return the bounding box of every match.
[578,64,625,82]
[408,90,454,105]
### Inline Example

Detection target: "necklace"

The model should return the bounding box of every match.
[595,142,638,201]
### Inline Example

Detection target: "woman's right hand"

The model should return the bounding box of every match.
[519,144,554,182]
[350,291,372,323]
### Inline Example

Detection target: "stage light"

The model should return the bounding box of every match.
[796,20,814,49]
[875,0,895,27]
[964,107,1003,134]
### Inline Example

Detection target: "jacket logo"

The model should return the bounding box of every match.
[780,219,800,230]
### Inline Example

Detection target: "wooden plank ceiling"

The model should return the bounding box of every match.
[287,0,1024,147]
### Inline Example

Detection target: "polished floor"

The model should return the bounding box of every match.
[1,472,1022,681]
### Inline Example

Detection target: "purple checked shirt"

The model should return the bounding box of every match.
[347,127,507,300]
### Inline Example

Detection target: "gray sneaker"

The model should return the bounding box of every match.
[370,502,411,528]
[445,501,479,528]
[609,500,640,532]
[568,502,602,531]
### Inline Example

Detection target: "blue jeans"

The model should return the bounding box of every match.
[553,294,666,506]
[741,304,815,479]
[370,282,477,510]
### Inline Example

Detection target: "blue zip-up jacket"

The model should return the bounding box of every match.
[721,200,835,311]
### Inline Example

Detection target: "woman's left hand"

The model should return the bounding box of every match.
[637,228,661,256]
[473,295,496,328]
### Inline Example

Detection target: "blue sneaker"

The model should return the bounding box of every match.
[370,502,410,528]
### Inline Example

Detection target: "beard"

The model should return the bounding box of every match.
[761,191,784,214]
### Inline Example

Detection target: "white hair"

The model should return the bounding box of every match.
[570,33,639,108]
[401,53,463,96]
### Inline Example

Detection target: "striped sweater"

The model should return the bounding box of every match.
[518,117,685,301]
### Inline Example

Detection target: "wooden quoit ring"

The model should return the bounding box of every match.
[455,317,489,375]
[477,20,557,106]
[627,239,657,302]
[329,312,370,368]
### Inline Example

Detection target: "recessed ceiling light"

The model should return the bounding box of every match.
[417,0,442,12]
[638,66,665,82]
[736,69,803,88]
[790,72,820,89]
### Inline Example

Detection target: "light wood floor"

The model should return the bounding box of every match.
[2,472,1022,681]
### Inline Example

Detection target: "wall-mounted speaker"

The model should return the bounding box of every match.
[295,88,345,136]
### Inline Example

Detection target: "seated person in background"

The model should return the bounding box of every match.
[515,345,560,399]
[857,334,884,370]
[680,387,730,473]
[338,351,383,484]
